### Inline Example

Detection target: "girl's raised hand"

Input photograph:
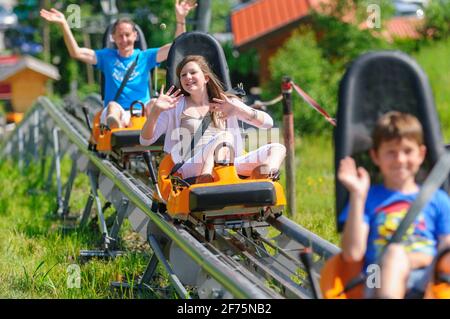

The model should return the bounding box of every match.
[153,85,183,112]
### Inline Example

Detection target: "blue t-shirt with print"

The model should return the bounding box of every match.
[339,184,450,269]
[94,48,159,110]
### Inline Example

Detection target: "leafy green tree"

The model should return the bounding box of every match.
[265,27,340,134]
[310,0,393,66]
[118,0,186,48]
[222,41,259,89]
[14,0,40,23]
[422,0,450,40]
[210,0,234,34]
[311,12,390,68]
[262,0,398,134]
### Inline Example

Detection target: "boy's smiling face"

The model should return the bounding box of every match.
[370,137,426,190]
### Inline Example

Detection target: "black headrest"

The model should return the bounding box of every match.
[165,31,232,91]
[102,22,148,50]
[335,50,447,231]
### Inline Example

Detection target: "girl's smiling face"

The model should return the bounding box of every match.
[179,61,209,94]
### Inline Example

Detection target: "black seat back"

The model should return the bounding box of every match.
[335,50,447,231]
[165,31,232,91]
[100,22,150,101]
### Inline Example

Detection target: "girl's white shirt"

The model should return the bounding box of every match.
[139,96,273,164]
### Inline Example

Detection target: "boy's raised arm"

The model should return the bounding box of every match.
[338,157,370,262]
[40,8,97,65]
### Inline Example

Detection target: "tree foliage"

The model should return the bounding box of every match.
[265,27,340,134]
[422,0,450,40]
[311,13,390,67]
[222,42,259,89]
[264,0,396,134]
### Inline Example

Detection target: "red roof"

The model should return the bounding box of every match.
[359,16,423,41]
[231,0,311,47]
[231,0,422,48]
[0,55,19,65]
[384,17,422,40]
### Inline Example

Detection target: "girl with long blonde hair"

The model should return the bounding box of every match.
[140,55,286,183]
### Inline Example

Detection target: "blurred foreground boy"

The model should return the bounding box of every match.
[338,111,450,298]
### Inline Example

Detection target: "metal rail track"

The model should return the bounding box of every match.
[0,96,340,299]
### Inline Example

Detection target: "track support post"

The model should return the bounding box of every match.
[111,234,189,299]
[52,127,64,214]
[18,126,24,173]
[281,76,296,217]
[108,197,129,250]
[79,164,127,260]
[33,109,40,161]
[59,154,79,218]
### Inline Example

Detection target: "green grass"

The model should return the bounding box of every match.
[414,38,450,141]
[0,136,338,298]
[0,159,171,299]
[282,134,340,246]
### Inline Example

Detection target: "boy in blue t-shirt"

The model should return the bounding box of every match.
[40,1,197,128]
[338,111,450,298]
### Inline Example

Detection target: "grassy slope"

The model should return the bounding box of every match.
[289,134,339,245]
[0,160,165,298]
[413,38,450,141]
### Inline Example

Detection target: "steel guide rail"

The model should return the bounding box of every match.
[1,97,272,298]
[180,217,314,298]
[0,96,341,299]
[225,230,313,298]
[57,100,291,298]
[268,215,340,260]
[178,221,285,299]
